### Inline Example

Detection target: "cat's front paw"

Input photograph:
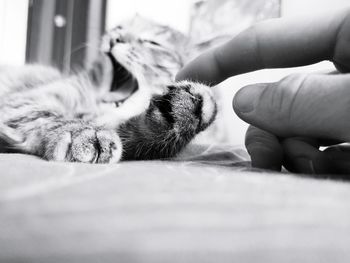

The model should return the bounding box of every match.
[45,124,122,163]
[117,80,217,160]
[148,80,217,135]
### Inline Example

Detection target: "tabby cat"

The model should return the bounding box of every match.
[0,16,217,163]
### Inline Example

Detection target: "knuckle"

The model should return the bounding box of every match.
[254,74,309,136]
[273,74,309,128]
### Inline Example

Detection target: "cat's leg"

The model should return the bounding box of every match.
[0,80,122,163]
[0,65,61,96]
[118,80,217,160]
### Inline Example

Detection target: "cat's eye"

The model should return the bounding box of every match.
[144,40,161,46]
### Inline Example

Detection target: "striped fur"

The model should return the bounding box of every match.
[0,16,217,163]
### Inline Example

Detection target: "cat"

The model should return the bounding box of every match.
[0,16,217,163]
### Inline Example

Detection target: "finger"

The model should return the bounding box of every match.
[233,73,350,142]
[282,137,335,175]
[323,144,350,178]
[283,138,350,179]
[245,125,283,171]
[176,9,350,84]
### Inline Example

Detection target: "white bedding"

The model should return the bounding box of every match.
[0,144,349,263]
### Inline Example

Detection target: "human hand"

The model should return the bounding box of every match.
[176,8,350,177]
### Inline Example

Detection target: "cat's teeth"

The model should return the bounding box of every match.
[114,101,123,107]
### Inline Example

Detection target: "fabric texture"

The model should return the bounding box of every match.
[1,144,350,263]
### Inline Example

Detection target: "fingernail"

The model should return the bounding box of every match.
[295,157,315,174]
[233,84,267,114]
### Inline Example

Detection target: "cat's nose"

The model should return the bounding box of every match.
[109,37,123,48]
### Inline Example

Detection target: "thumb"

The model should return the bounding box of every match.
[233,73,350,141]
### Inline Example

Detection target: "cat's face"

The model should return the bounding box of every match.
[98,16,189,101]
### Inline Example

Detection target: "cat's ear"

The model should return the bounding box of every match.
[128,14,158,32]
[131,14,151,24]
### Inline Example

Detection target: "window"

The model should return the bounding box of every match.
[0,0,29,66]
[26,0,106,72]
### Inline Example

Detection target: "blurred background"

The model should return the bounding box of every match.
[0,0,350,146]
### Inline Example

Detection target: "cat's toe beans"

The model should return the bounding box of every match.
[158,81,217,134]
[174,81,217,130]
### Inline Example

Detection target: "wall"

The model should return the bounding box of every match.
[282,0,350,16]
[0,0,29,65]
[106,0,191,33]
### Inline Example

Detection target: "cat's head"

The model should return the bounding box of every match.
[90,15,189,103]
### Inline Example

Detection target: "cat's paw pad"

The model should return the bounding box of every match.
[48,126,122,163]
[147,80,217,134]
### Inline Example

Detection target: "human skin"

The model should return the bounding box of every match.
[177,8,350,177]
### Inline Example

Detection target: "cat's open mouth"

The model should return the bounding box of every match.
[107,53,139,105]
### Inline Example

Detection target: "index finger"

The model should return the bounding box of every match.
[176,8,350,85]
